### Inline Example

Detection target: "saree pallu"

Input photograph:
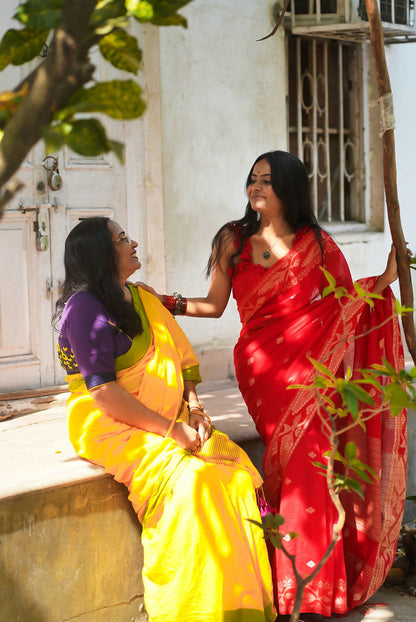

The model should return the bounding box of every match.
[66,288,275,622]
[232,231,407,616]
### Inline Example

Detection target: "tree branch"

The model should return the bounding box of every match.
[364,0,416,364]
[0,0,98,192]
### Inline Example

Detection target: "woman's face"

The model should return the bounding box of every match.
[247,159,285,219]
[108,220,141,282]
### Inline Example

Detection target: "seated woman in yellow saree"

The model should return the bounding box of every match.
[54,217,275,622]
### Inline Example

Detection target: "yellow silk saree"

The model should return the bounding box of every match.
[65,287,275,622]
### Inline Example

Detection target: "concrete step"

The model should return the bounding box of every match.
[0,383,414,621]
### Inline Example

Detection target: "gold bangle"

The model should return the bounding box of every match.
[189,406,211,424]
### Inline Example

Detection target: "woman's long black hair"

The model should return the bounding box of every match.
[52,217,142,336]
[206,150,323,275]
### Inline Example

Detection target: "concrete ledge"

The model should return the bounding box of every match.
[1,478,146,622]
[0,382,264,502]
[3,384,414,621]
[0,383,265,622]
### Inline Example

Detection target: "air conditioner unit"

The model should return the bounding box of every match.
[284,0,416,42]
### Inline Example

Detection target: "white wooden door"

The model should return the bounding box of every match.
[0,137,132,392]
[0,6,145,392]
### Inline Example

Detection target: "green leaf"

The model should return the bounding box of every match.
[95,16,130,35]
[108,139,125,163]
[342,386,359,415]
[394,298,414,316]
[349,465,373,483]
[344,442,357,461]
[309,358,336,381]
[90,0,127,30]
[324,449,347,465]
[125,0,154,20]
[44,118,124,162]
[333,473,347,488]
[312,461,328,474]
[265,513,285,529]
[321,267,336,288]
[147,0,193,27]
[150,13,187,26]
[42,121,73,153]
[354,281,369,297]
[66,118,112,156]
[347,382,375,406]
[0,84,29,125]
[14,0,64,30]
[312,376,332,389]
[288,383,310,391]
[247,519,264,529]
[288,531,300,540]
[0,28,48,69]
[62,80,146,120]
[99,30,142,74]
[370,363,392,377]
[347,477,365,499]
[270,535,283,549]
[334,286,349,299]
[321,395,336,409]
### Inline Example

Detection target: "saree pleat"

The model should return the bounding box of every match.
[231,231,407,616]
[66,288,275,622]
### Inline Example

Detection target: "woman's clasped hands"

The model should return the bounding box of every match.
[169,405,211,454]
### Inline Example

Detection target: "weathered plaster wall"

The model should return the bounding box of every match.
[157,1,286,368]
[386,41,416,519]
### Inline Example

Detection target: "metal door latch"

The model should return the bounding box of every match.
[42,155,63,191]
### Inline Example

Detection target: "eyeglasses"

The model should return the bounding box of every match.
[113,232,132,245]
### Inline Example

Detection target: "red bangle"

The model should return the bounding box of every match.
[163,295,177,314]
[163,293,187,316]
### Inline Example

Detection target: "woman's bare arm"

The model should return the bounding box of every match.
[90,381,201,451]
[137,230,236,318]
[373,244,399,295]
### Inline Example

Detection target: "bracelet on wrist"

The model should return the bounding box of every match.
[172,292,187,315]
[189,406,211,424]
[162,292,187,316]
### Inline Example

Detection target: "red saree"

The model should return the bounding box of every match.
[231,229,407,616]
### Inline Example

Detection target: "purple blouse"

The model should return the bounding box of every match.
[57,290,136,390]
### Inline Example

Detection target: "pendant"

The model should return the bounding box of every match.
[263,250,271,260]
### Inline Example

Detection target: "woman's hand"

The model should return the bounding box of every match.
[373,244,412,295]
[374,244,398,294]
[170,421,202,453]
[190,411,212,444]
[134,281,163,302]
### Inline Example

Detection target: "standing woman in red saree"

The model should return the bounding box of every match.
[146,151,408,618]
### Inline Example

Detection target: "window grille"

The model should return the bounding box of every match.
[286,36,364,223]
[285,0,416,43]
[358,0,414,25]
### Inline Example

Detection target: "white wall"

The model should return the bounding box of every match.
[154,1,416,381]
[157,0,286,374]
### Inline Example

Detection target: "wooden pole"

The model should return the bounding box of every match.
[364,0,416,364]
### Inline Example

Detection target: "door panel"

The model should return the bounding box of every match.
[0,208,50,390]
[0,2,145,393]
[0,217,32,357]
